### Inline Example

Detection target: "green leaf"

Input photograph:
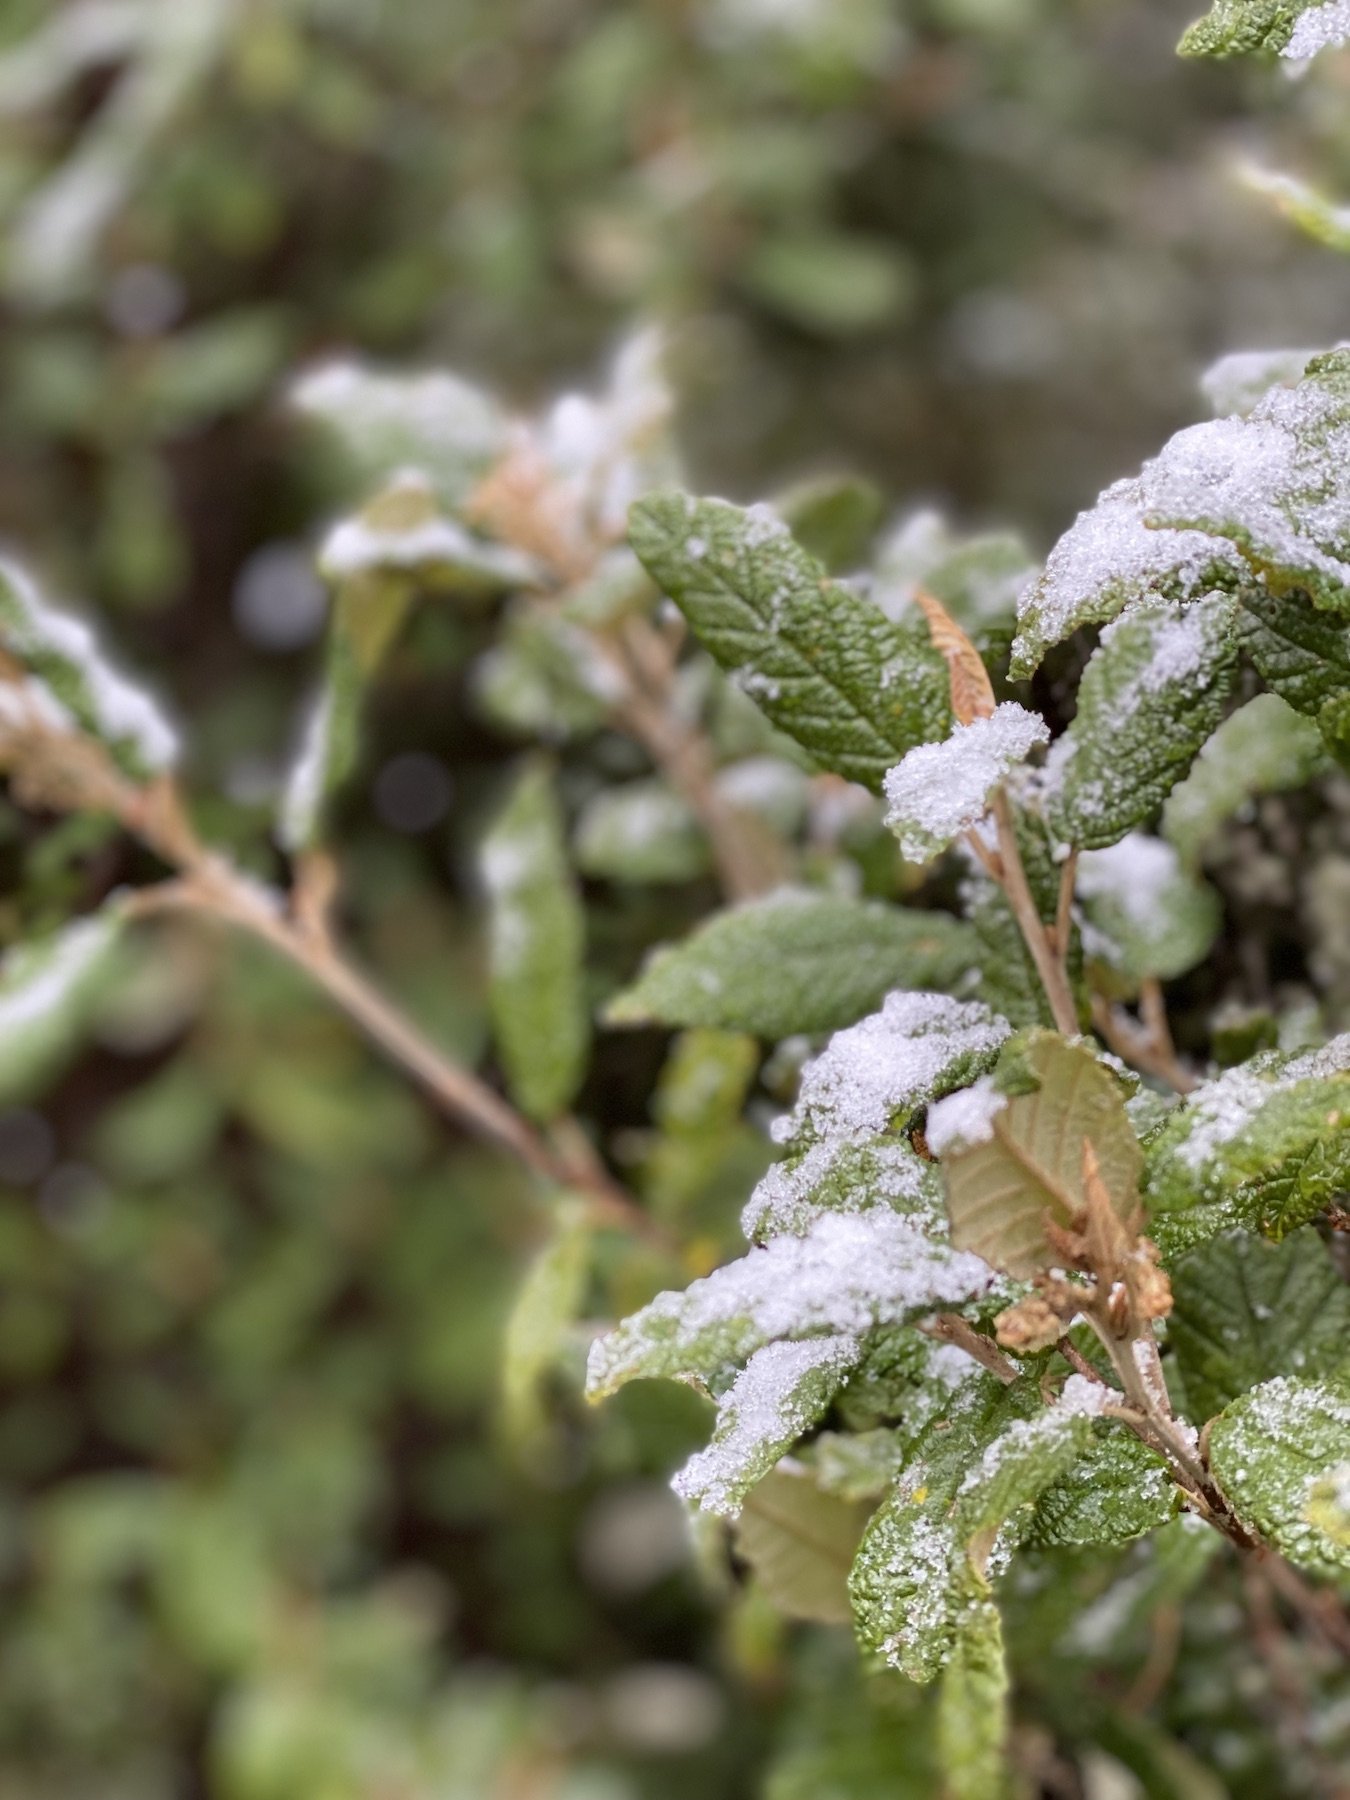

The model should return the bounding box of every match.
[673,1335,861,1516]
[1010,478,1246,679]
[1180,0,1350,58]
[1240,164,1350,254]
[1076,834,1221,988]
[873,510,1035,657]
[742,232,913,336]
[1045,597,1238,851]
[940,1034,1142,1278]
[574,779,709,883]
[936,1591,1008,1800]
[629,493,950,792]
[1168,1228,1350,1421]
[316,471,539,595]
[883,704,1049,865]
[291,358,507,506]
[481,759,589,1122]
[734,1466,874,1624]
[277,575,415,852]
[773,473,886,572]
[952,1404,1096,1575]
[472,603,614,743]
[1162,693,1327,867]
[1027,1426,1176,1547]
[1145,352,1350,614]
[0,902,127,1099]
[0,555,177,777]
[605,889,982,1039]
[501,1205,593,1445]
[742,1134,944,1243]
[1208,1375,1350,1579]
[1144,1036,1350,1253]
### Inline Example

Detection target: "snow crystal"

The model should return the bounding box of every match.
[671,1335,859,1515]
[1058,1373,1113,1417]
[1282,0,1350,60]
[882,702,1049,862]
[319,489,537,587]
[741,1132,934,1240]
[1200,348,1324,418]
[1172,1032,1350,1176]
[780,991,1011,1147]
[925,1075,1007,1156]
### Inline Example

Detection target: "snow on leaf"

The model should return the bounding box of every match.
[1201,348,1328,419]
[1208,1376,1350,1579]
[1044,596,1238,851]
[481,759,589,1123]
[629,492,951,791]
[290,359,507,505]
[584,1206,1000,1399]
[1162,694,1327,869]
[742,1133,943,1243]
[872,508,1036,649]
[1027,1427,1175,1548]
[941,1033,1142,1278]
[1075,833,1221,987]
[604,890,982,1040]
[673,1335,861,1517]
[317,472,539,593]
[1179,0,1348,56]
[1169,1228,1350,1422]
[1010,478,1246,679]
[1281,0,1350,57]
[0,902,126,1098]
[0,555,177,776]
[883,703,1048,863]
[925,1078,1007,1158]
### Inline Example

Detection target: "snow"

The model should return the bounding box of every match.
[882,702,1049,862]
[0,911,117,1036]
[741,1132,933,1240]
[1282,0,1350,60]
[1200,348,1322,418]
[925,1075,1007,1156]
[671,1334,859,1515]
[277,687,334,853]
[1058,1373,1113,1417]
[1173,1033,1350,1176]
[290,359,504,496]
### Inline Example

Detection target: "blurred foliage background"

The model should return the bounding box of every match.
[0,1,1348,1795]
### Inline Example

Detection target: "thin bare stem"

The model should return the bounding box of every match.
[989,789,1079,1035]
[920,1312,1020,1384]
[1091,993,1196,1096]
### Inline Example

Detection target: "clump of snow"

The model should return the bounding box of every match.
[672,1335,859,1516]
[538,327,676,543]
[1282,0,1350,61]
[742,1133,935,1240]
[882,702,1049,862]
[925,1076,1007,1156]
[1077,834,1182,932]
[1058,1374,1113,1417]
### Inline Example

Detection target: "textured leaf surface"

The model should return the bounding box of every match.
[742,1133,943,1243]
[481,760,589,1122]
[1180,0,1350,58]
[1163,693,1326,867]
[673,1335,860,1516]
[883,703,1047,863]
[1208,1375,1350,1578]
[629,493,950,791]
[1144,1035,1350,1253]
[605,889,981,1039]
[734,1467,874,1624]
[936,1592,1008,1800]
[941,1034,1142,1277]
[1168,1228,1350,1421]
[0,556,177,777]
[1076,833,1221,987]
[0,903,127,1099]
[1027,1426,1175,1546]
[1045,597,1238,850]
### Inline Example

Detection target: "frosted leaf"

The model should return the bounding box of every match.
[1043,596,1237,850]
[1240,164,1350,256]
[742,1132,942,1242]
[1282,0,1350,58]
[925,1077,1007,1157]
[1028,1429,1175,1547]
[318,472,539,592]
[871,508,1036,640]
[1143,352,1350,613]
[1208,1376,1350,1579]
[1011,476,1246,678]
[291,359,506,505]
[0,555,177,775]
[1200,348,1326,419]
[1163,1036,1350,1185]
[1075,833,1221,985]
[0,903,126,1096]
[780,992,1011,1148]
[672,1335,861,1517]
[585,1208,1000,1398]
[883,704,1049,863]
[1162,694,1326,869]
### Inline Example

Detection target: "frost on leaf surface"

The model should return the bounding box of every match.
[0,556,177,776]
[605,889,981,1040]
[1208,1376,1350,1579]
[1075,833,1220,986]
[1201,349,1326,419]
[1169,1228,1350,1421]
[318,472,538,593]
[870,508,1036,652]
[742,1133,944,1243]
[1230,587,1350,760]
[1143,352,1350,612]
[1145,1035,1350,1251]
[629,492,951,791]
[1240,165,1350,256]
[290,359,506,505]
[1163,694,1326,868]
[0,903,126,1098]
[1044,596,1237,850]
[1027,1428,1175,1548]
[585,1206,999,1399]
[883,704,1048,863]
[1010,477,1246,679]
[1179,0,1350,55]
[672,1335,861,1517]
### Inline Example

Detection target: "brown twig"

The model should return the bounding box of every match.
[1091,993,1197,1096]
[920,1311,1021,1384]
[989,789,1079,1035]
